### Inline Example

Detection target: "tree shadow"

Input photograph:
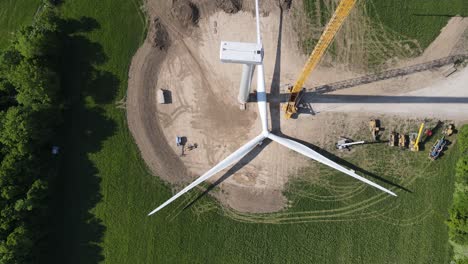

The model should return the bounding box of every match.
[46,17,117,264]
[61,16,100,34]
[86,70,119,104]
[47,0,65,6]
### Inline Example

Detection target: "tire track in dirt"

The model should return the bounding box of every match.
[127,42,190,184]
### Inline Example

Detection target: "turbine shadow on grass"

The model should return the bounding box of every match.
[281,134,413,193]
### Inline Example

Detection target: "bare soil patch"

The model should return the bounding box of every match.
[127,0,468,213]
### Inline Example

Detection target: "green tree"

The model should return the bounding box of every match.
[14,4,60,60]
[448,192,468,245]
[0,107,31,155]
[0,3,62,263]
[0,151,33,187]
[14,27,50,59]
[456,156,468,185]
[459,125,468,153]
[0,48,22,70]
[9,60,59,110]
[4,225,33,263]
[0,79,18,110]
[1,186,23,201]
[14,179,48,212]
[0,205,19,234]
[34,3,60,32]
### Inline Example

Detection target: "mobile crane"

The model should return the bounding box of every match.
[283,0,357,118]
[410,123,425,152]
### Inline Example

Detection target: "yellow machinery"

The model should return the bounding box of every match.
[410,123,425,151]
[443,124,454,136]
[398,134,407,148]
[283,0,357,118]
[388,131,397,147]
[369,119,381,140]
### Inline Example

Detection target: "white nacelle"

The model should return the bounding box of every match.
[220,41,263,65]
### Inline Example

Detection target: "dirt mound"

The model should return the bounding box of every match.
[171,0,200,27]
[216,0,242,14]
[149,18,170,50]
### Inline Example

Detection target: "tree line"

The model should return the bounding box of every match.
[0,4,62,263]
[447,125,468,264]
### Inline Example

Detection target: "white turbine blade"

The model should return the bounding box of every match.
[148,134,266,216]
[268,134,397,196]
[257,65,268,133]
[253,0,268,133]
[255,0,261,45]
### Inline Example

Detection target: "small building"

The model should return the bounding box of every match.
[157,89,165,104]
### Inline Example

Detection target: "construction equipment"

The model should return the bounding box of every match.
[429,136,447,160]
[148,0,397,216]
[369,119,381,140]
[443,124,455,136]
[186,143,198,151]
[388,131,397,147]
[176,136,185,156]
[283,0,357,118]
[398,134,407,148]
[409,123,424,151]
[336,137,365,150]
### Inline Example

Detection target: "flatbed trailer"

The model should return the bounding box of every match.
[429,136,446,160]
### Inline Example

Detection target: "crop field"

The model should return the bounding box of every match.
[1,1,462,263]
[303,0,467,68]
[368,0,467,48]
[0,0,41,48]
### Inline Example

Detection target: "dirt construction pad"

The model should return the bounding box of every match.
[127,0,468,213]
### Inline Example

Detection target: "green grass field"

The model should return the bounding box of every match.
[0,0,41,48]
[367,0,468,49]
[1,1,461,263]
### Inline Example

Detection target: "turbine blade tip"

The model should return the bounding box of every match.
[148,209,158,216]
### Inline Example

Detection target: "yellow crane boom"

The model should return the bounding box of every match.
[284,0,357,118]
[411,123,425,151]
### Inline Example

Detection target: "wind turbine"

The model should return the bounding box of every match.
[148,0,396,216]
